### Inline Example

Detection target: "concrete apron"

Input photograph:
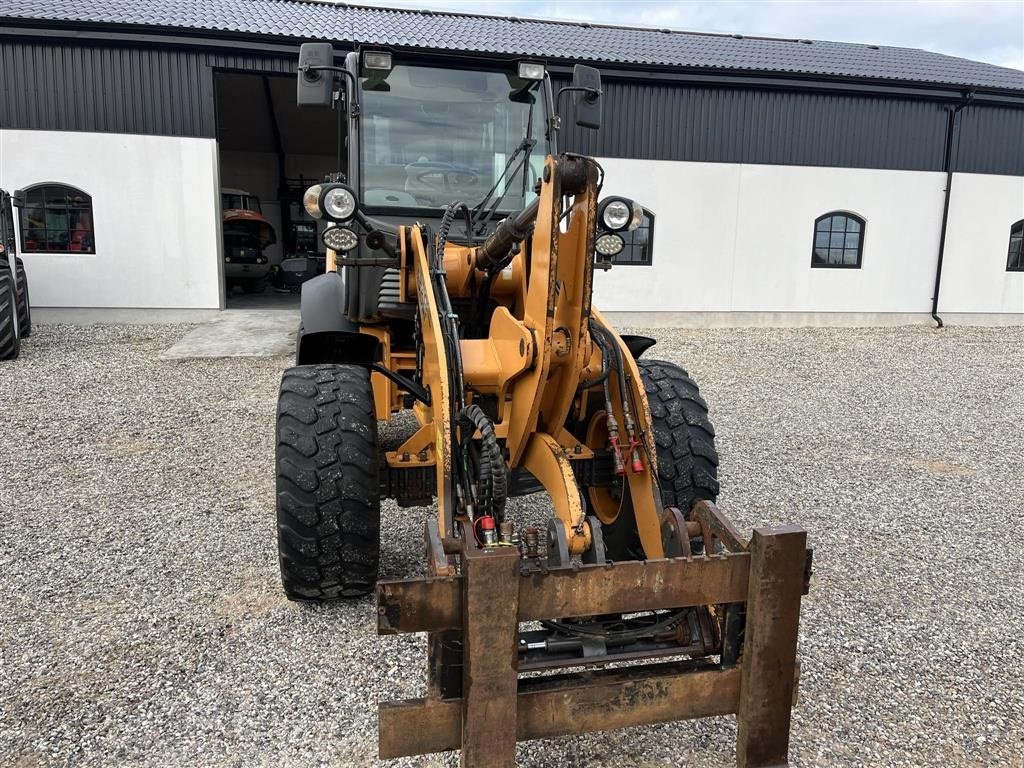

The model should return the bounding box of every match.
[160,310,299,359]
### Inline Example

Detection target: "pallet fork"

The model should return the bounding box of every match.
[378,501,811,767]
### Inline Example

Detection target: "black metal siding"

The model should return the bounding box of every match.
[0,38,295,137]
[557,77,1023,175]
[956,104,1024,175]
[2,37,1022,176]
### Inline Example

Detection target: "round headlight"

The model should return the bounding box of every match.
[601,200,631,231]
[321,184,357,222]
[595,233,624,257]
[322,226,359,253]
[303,184,323,219]
[627,200,644,231]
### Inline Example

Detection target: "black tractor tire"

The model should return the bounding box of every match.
[15,258,31,337]
[0,268,20,361]
[275,364,380,601]
[638,359,720,513]
[241,277,268,294]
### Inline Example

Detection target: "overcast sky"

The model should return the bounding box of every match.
[358,0,1024,71]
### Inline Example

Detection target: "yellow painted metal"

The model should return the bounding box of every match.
[591,308,665,559]
[360,325,396,420]
[385,422,436,468]
[521,432,592,555]
[406,225,455,536]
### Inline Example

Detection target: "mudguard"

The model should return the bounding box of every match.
[296,271,380,365]
[620,334,657,359]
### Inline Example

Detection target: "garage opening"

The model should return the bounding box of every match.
[214,71,342,308]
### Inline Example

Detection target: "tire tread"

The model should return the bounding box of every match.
[639,359,719,511]
[276,364,380,601]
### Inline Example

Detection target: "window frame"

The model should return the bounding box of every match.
[1007,219,1024,273]
[612,207,655,266]
[18,183,96,255]
[811,211,865,270]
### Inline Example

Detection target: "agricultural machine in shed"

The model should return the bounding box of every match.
[273,43,812,767]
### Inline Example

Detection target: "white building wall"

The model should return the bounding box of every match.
[595,158,1022,318]
[0,129,222,309]
[595,158,951,314]
[0,129,1018,319]
[938,172,1024,314]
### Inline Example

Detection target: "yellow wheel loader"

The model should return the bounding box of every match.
[275,43,812,767]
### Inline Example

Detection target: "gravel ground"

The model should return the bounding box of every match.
[1,322,1023,768]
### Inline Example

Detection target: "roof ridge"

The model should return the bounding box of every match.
[249,0,913,52]
[2,0,1022,92]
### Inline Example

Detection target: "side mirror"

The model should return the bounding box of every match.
[11,189,25,208]
[297,42,337,108]
[572,64,602,130]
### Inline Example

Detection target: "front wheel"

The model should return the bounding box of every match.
[639,359,720,513]
[276,365,380,601]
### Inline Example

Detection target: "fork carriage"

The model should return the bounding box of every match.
[377,501,811,767]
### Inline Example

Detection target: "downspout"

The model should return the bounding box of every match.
[931,90,974,328]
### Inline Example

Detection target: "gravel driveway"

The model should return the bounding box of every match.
[1,323,1022,767]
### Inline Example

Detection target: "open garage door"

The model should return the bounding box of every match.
[215,71,342,308]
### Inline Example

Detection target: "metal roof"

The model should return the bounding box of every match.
[3,0,1023,93]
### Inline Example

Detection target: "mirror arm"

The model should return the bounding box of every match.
[298,64,360,115]
[551,85,602,133]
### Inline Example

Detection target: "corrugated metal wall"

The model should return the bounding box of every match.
[556,77,1024,175]
[0,39,294,137]
[1,38,1021,176]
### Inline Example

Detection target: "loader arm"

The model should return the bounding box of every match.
[405,154,665,558]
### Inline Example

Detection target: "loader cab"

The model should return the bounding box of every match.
[350,54,553,222]
[296,44,601,323]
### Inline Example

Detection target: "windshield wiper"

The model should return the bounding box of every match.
[469,136,536,237]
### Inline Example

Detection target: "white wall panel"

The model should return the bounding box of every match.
[594,158,962,314]
[938,173,1024,313]
[0,129,222,309]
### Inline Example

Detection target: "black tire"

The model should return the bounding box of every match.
[14,258,30,337]
[241,277,268,294]
[638,359,719,512]
[0,268,20,361]
[276,364,380,601]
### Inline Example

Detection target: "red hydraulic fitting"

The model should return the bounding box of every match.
[608,436,626,475]
[629,439,643,473]
[478,515,497,546]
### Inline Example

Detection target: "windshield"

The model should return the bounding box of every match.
[360,64,547,212]
[221,193,261,213]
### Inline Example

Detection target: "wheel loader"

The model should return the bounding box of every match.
[275,43,811,767]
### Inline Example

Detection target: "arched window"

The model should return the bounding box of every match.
[18,184,95,254]
[613,208,655,266]
[812,212,864,269]
[1008,220,1023,272]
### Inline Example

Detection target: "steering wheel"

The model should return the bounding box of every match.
[406,162,480,192]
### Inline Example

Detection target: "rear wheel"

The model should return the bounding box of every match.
[276,364,380,601]
[14,258,30,337]
[0,268,20,361]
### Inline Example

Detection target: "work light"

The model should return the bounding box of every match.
[320,183,358,222]
[363,51,393,71]
[598,197,644,232]
[518,61,546,81]
[322,226,359,253]
[302,184,323,219]
[595,232,625,257]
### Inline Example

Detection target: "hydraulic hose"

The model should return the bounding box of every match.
[457,404,507,522]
